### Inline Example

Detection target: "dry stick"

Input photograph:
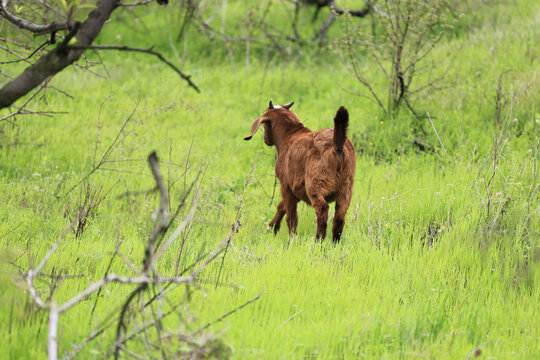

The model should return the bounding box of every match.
[154,192,200,261]
[68,45,200,93]
[193,292,262,335]
[144,151,169,273]
[25,223,74,360]
[27,151,232,359]
[26,224,75,310]
[114,151,170,360]
[8,261,84,281]
[427,111,455,168]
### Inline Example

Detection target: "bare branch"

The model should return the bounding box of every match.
[67,45,200,92]
[0,0,72,34]
[26,223,74,310]
[23,149,248,360]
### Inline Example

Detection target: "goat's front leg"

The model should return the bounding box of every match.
[268,200,286,235]
[310,194,329,242]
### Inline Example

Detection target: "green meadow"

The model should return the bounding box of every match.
[1,0,538,359]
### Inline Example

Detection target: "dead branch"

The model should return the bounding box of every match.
[23,149,238,360]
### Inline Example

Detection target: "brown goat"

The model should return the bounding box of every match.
[244,101,356,242]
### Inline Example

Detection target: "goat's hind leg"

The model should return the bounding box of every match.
[310,194,329,242]
[333,196,351,243]
[268,200,286,235]
[282,186,299,247]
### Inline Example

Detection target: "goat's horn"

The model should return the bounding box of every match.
[268,100,274,109]
[283,101,294,110]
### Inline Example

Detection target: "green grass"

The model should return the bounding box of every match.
[1,0,539,359]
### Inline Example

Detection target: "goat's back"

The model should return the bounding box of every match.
[279,128,355,204]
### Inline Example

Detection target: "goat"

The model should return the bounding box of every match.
[244,101,356,242]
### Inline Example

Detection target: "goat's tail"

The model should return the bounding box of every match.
[333,106,349,154]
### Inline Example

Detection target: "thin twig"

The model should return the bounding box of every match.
[193,292,262,335]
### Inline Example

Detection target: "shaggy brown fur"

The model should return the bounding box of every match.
[244,101,356,242]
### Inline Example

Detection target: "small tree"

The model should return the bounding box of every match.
[340,0,455,126]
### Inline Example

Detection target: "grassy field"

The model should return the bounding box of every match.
[1,0,539,359]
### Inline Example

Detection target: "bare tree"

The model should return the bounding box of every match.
[339,0,454,124]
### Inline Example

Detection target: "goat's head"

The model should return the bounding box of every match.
[244,101,301,146]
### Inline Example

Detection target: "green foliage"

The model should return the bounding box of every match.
[0,0,539,359]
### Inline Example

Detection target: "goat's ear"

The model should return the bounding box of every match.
[268,100,274,109]
[244,117,267,141]
[283,101,294,110]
